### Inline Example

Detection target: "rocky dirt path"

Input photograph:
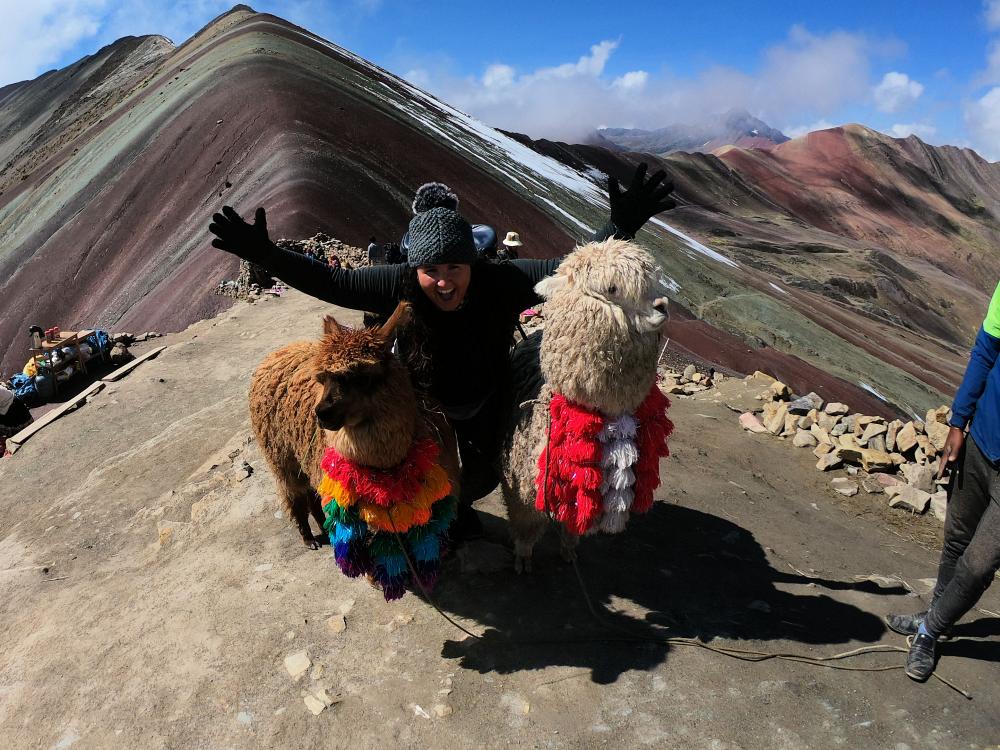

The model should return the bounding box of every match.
[1,291,997,749]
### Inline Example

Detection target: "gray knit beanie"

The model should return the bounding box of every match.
[406,207,478,267]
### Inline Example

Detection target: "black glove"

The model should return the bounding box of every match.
[606,162,676,240]
[209,206,275,265]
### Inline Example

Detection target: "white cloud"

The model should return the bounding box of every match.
[889,122,937,139]
[965,86,1000,160]
[613,70,648,92]
[783,119,836,139]
[987,0,1000,30]
[409,26,887,142]
[872,71,924,113]
[0,0,106,85]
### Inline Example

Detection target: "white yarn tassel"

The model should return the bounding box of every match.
[600,510,629,534]
[604,414,638,440]
[601,439,638,469]
[604,488,633,513]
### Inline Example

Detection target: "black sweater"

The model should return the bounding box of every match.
[260,248,559,411]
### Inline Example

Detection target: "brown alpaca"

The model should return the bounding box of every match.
[249,303,455,548]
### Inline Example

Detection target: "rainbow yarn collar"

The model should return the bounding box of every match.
[536,385,672,536]
[319,437,454,601]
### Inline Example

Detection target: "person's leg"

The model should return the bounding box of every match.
[887,437,991,636]
[930,438,993,606]
[924,487,1000,637]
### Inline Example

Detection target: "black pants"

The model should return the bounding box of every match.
[449,391,504,505]
[926,435,1000,637]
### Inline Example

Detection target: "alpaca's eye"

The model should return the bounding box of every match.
[607,285,617,295]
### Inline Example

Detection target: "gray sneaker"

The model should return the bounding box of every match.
[885,611,950,640]
[885,611,927,636]
[905,632,938,682]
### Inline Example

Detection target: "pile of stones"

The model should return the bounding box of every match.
[660,364,724,396]
[739,372,949,521]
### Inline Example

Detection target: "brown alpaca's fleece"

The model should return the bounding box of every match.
[248,325,424,527]
[500,239,668,565]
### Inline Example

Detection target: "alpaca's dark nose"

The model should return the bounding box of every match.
[315,405,345,431]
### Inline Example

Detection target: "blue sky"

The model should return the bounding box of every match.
[4,1,1000,158]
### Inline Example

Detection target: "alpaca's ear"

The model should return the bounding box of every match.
[377,301,412,342]
[323,315,345,337]
[534,274,569,299]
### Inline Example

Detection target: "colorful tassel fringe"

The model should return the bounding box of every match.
[536,385,673,536]
[320,438,454,601]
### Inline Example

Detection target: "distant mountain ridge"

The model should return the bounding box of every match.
[598,110,789,155]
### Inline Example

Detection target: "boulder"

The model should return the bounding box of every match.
[792,429,818,448]
[885,419,902,452]
[750,370,776,384]
[824,402,849,415]
[813,443,835,458]
[861,477,885,494]
[930,491,948,522]
[831,422,848,437]
[816,452,843,471]
[788,395,820,415]
[860,422,888,445]
[927,406,950,425]
[889,453,906,466]
[901,463,935,493]
[797,415,815,430]
[682,383,708,395]
[691,372,704,383]
[895,422,918,453]
[831,478,859,497]
[682,364,696,383]
[889,487,931,514]
[739,412,767,434]
[817,412,841,432]
[874,473,903,488]
[834,446,863,464]
[837,434,861,450]
[859,449,894,473]
[782,413,799,437]
[769,380,790,400]
[925,421,950,452]
[810,424,833,445]
[867,435,887,453]
[764,402,789,435]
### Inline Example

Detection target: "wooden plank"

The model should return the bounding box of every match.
[8,381,105,448]
[100,345,167,382]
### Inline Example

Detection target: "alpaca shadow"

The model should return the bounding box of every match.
[426,503,898,684]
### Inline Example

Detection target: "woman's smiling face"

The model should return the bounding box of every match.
[416,263,472,311]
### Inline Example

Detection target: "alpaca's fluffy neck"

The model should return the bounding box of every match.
[328,408,416,468]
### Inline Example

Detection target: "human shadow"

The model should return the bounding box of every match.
[426,502,897,684]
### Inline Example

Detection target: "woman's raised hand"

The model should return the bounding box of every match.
[607,163,677,239]
[209,206,274,264]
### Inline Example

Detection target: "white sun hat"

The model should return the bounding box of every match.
[502,231,523,247]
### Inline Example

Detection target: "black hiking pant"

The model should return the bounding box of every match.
[925,435,1000,637]
[449,390,504,505]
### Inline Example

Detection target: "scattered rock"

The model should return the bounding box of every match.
[788,392,823,414]
[739,412,767,434]
[792,429,818,448]
[284,651,311,680]
[682,364,696,383]
[926,406,950,425]
[837,434,860,450]
[861,477,885,494]
[874,473,903,488]
[816,452,843,471]
[846,466,859,476]
[817,412,841,432]
[901,463,935,493]
[930,491,948,522]
[860,422,888,445]
[824,402,849,415]
[810,424,833,445]
[889,487,931,514]
[831,478,859,496]
[834,446,862,464]
[432,704,453,718]
[797,415,815,430]
[813,443,834,458]
[302,687,339,715]
[762,402,789,435]
[830,422,848,437]
[885,420,902,452]
[769,380,790,400]
[327,615,347,634]
[867,435,887,452]
[925,421,950,452]
[895,422,918,453]
[859,449,894,473]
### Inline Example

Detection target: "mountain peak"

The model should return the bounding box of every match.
[597,111,788,155]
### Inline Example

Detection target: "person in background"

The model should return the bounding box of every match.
[367,236,381,265]
[328,254,341,270]
[499,231,522,261]
[0,386,33,457]
[886,281,1000,681]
